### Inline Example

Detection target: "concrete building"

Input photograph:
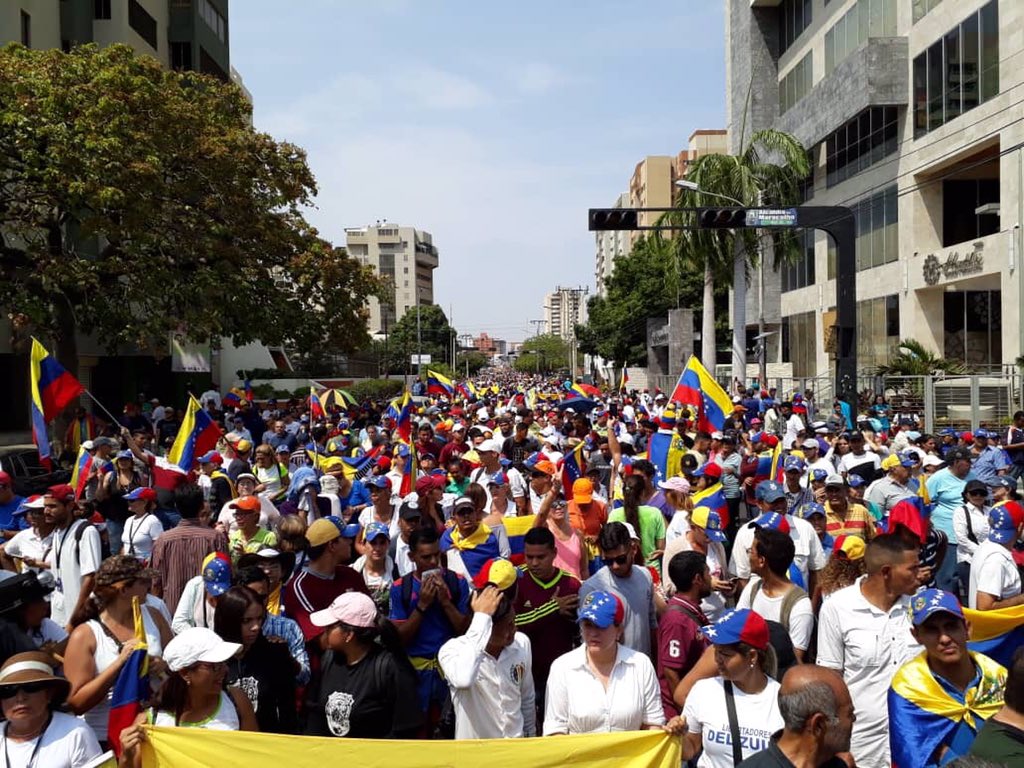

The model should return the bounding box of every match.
[544,287,589,340]
[345,223,439,336]
[472,333,506,358]
[727,0,1022,379]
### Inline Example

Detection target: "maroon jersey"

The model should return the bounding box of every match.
[284,565,369,641]
[513,568,581,689]
[657,595,709,718]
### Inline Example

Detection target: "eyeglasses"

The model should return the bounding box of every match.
[0,682,50,699]
[603,554,630,566]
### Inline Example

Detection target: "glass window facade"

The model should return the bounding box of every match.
[944,290,1001,366]
[913,1,999,138]
[782,311,817,378]
[782,230,816,292]
[913,0,944,23]
[779,53,813,115]
[825,0,897,76]
[827,186,898,275]
[779,0,812,56]
[825,107,898,188]
[857,295,900,370]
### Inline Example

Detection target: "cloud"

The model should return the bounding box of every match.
[510,61,571,94]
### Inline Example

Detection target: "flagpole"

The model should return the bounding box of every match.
[83,390,123,431]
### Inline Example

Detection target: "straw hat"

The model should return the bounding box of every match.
[0,652,71,706]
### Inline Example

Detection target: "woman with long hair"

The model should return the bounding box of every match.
[608,474,666,572]
[95,449,143,555]
[680,609,782,766]
[253,444,289,503]
[63,556,172,746]
[118,627,258,767]
[813,535,868,611]
[213,586,297,734]
[304,592,422,739]
[534,488,587,580]
[415,475,447,533]
[275,514,308,578]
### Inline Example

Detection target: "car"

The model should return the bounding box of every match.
[0,444,71,498]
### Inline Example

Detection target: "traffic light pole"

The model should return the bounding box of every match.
[588,205,858,415]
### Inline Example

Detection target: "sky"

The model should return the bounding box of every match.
[231,0,726,342]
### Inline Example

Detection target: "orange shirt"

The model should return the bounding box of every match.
[569,499,608,538]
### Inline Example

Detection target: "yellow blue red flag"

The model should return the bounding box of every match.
[669,355,732,434]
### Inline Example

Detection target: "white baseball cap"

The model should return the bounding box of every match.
[477,438,503,454]
[163,627,240,672]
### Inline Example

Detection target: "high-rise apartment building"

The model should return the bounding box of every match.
[727,0,1021,378]
[544,287,589,340]
[345,223,439,335]
[1,0,230,79]
[594,191,630,297]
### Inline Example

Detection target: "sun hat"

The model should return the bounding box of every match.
[163,627,241,672]
[0,652,71,705]
[94,555,158,588]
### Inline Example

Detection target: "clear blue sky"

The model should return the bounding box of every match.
[231,0,725,342]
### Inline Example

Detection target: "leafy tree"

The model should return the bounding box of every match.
[513,334,570,373]
[455,350,490,377]
[874,340,967,376]
[0,43,382,377]
[383,304,456,374]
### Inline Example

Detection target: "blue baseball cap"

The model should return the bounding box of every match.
[202,553,232,597]
[783,456,806,473]
[750,511,791,534]
[758,481,786,503]
[910,589,965,626]
[363,522,391,542]
[365,475,392,490]
[809,468,829,483]
[115,449,134,460]
[198,450,222,465]
[488,471,507,486]
[796,501,826,519]
[988,476,1016,490]
[988,505,1022,544]
[701,608,769,650]
[940,427,959,437]
[846,475,866,488]
[577,591,625,628]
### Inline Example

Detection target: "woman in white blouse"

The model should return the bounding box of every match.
[543,591,686,736]
[953,479,991,593]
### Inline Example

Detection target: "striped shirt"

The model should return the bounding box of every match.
[513,568,580,694]
[824,502,876,539]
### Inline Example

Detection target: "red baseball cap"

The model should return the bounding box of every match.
[45,484,76,503]
[414,475,444,495]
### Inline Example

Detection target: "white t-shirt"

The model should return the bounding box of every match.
[666,511,690,543]
[838,450,881,476]
[48,520,102,627]
[122,513,164,560]
[729,516,826,585]
[969,540,1021,609]
[29,617,68,648]
[468,466,527,509]
[954,503,991,563]
[683,675,783,768]
[0,711,102,768]
[357,507,401,539]
[737,578,815,651]
[2,527,53,574]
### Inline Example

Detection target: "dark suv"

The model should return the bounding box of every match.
[0,444,71,497]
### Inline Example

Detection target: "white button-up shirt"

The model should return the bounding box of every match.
[729,514,826,584]
[438,612,536,739]
[543,644,664,735]
[816,576,920,768]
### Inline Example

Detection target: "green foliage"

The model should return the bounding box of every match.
[513,334,570,373]
[382,304,456,374]
[874,339,968,376]
[456,350,490,377]
[349,378,404,402]
[0,43,382,370]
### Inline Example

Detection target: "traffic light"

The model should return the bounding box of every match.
[698,207,747,229]
[588,208,639,231]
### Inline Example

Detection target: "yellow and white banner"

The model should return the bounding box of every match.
[141,726,681,768]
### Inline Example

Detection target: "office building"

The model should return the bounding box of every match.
[545,287,589,340]
[345,223,439,335]
[595,192,630,297]
[727,0,1021,377]
[472,333,506,358]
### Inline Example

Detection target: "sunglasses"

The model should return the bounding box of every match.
[968,490,988,497]
[603,554,630,566]
[0,681,50,699]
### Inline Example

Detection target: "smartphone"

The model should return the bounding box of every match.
[421,568,441,581]
[609,403,619,418]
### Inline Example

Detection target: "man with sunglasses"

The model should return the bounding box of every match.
[578,522,657,659]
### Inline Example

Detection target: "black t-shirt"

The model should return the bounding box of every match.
[738,737,848,768]
[225,636,298,734]
[305,646,422,739]
[502,435,540,470]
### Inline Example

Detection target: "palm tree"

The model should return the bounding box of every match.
[874,339,967,376]
[665,129,809,380]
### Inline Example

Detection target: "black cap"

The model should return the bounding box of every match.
[945,447,973,463]
[399,501,422,521]
[0,572,52,615]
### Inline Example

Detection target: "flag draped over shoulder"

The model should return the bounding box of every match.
[669,356,731,434]
[70,445,111,500]
[888,651,1005,768]
[30,338,84,469]
[108,597,150,757]
[647,430,686,483]
[560,441,587,499]
[502,514,538,566]
[427,369,454,397]
[965,604,1024,667]
[167,395,222,471]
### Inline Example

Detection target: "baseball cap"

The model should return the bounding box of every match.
[658,477,691,494]
[235,472,257,484]
[236,439,252,452]
[365,475,392,490]
[275,444,291,454]
[710,431,724,441]
[115,449,133,461]
[310,591,379,629]
[783,456,806,473]
[415,475,445,495]
[229,496,262,513]
[398,501,422,521]
[701,608,769,650]
[123,487,157,503]
[45,484,75,503]
[693,462,722,479]
[921,455,945,469]
[961,432,974,442]
[201,553,232,597]
[573,478,594,505]
[809,468,829,483]
[824,473,847,487]
[881,453,915,470]
[945,447,973,463]
[477,438,503,454]
[473,558,519,591]
[690,506,727,541]
[762,435,780,448]
[577,591,625,628]
[910,588,964,627]
[751,512,791,535]
[846,474,866,488]
[0,572,53,615]
[80,440,95,451]
[163,627,241,672]
[306,517,343,547]
[989,476,1017,490]
[833,534,866,561]
[620,521,641,542]
[487,471,508,487]
[988,502,1024,544]
[801,439,820,450]
[757,481,786,503]
[198,450,222,465]
[532,460,557,477]
[749,432,765,444]
[364,522,391,542]
[796,501,826,520]
[13,495,45,517]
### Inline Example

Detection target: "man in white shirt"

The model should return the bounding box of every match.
[42,484,102,630]
[837,433,881,481]
[199,385,221,411]
[968,504,1024,610]
[781,402,805,450]
[817,532,922,768]
[438,564,535,739]
[469,439,527,513]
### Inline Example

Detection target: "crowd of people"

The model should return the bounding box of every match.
[1,375,1024,767]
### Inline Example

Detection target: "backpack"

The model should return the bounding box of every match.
[72,519,108,564]
[746,580,809,632]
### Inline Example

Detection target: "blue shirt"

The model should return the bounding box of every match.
[342,480,372,521]
[0,496,27,532]
[389,572,470,658]
[926,468,969,539]
[262,613,310,684]
[972,446,1009,485]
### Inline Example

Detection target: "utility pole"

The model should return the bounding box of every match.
[529,319,546,337]
[459,334,473,377]
[415,287,422,381]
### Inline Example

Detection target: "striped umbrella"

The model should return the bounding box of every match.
[319,388,357,409]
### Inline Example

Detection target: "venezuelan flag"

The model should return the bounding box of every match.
[222,389,243,408]
[768,439,785,482]
[888,651,1005,768]
[108,596,150,757]
[456,380,477,401]
[560,441,587,499]
[502,514,538,566]
[427,369,454,397]
[243,377,254,402]
[619,366,629,392]
[692,482,729,527]
[965,604,1024,667]
[647,430,686,485]
[340,446,381,480]
[167,395,222,471]
[395,391,413,445]
[383,395,401,423]
[70,446,110,500]
[30,338,84,468]
[309,386,325,421]
[669,355,731,434]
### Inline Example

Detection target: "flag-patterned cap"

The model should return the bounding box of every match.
[201,552,232,597]
[833,534,866,561]
[751,511,791,535]
[690,506,727,541]
[910,589,964,626]
[701,608,769,650]
[577,591,625,628]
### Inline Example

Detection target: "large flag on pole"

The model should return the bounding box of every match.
[427,369,454,397]
[30,338,84,469]
[108,596,150,757]
[167,395,222,471]
[669,355,732,434]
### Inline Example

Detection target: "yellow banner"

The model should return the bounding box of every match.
[141,726,680,768]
